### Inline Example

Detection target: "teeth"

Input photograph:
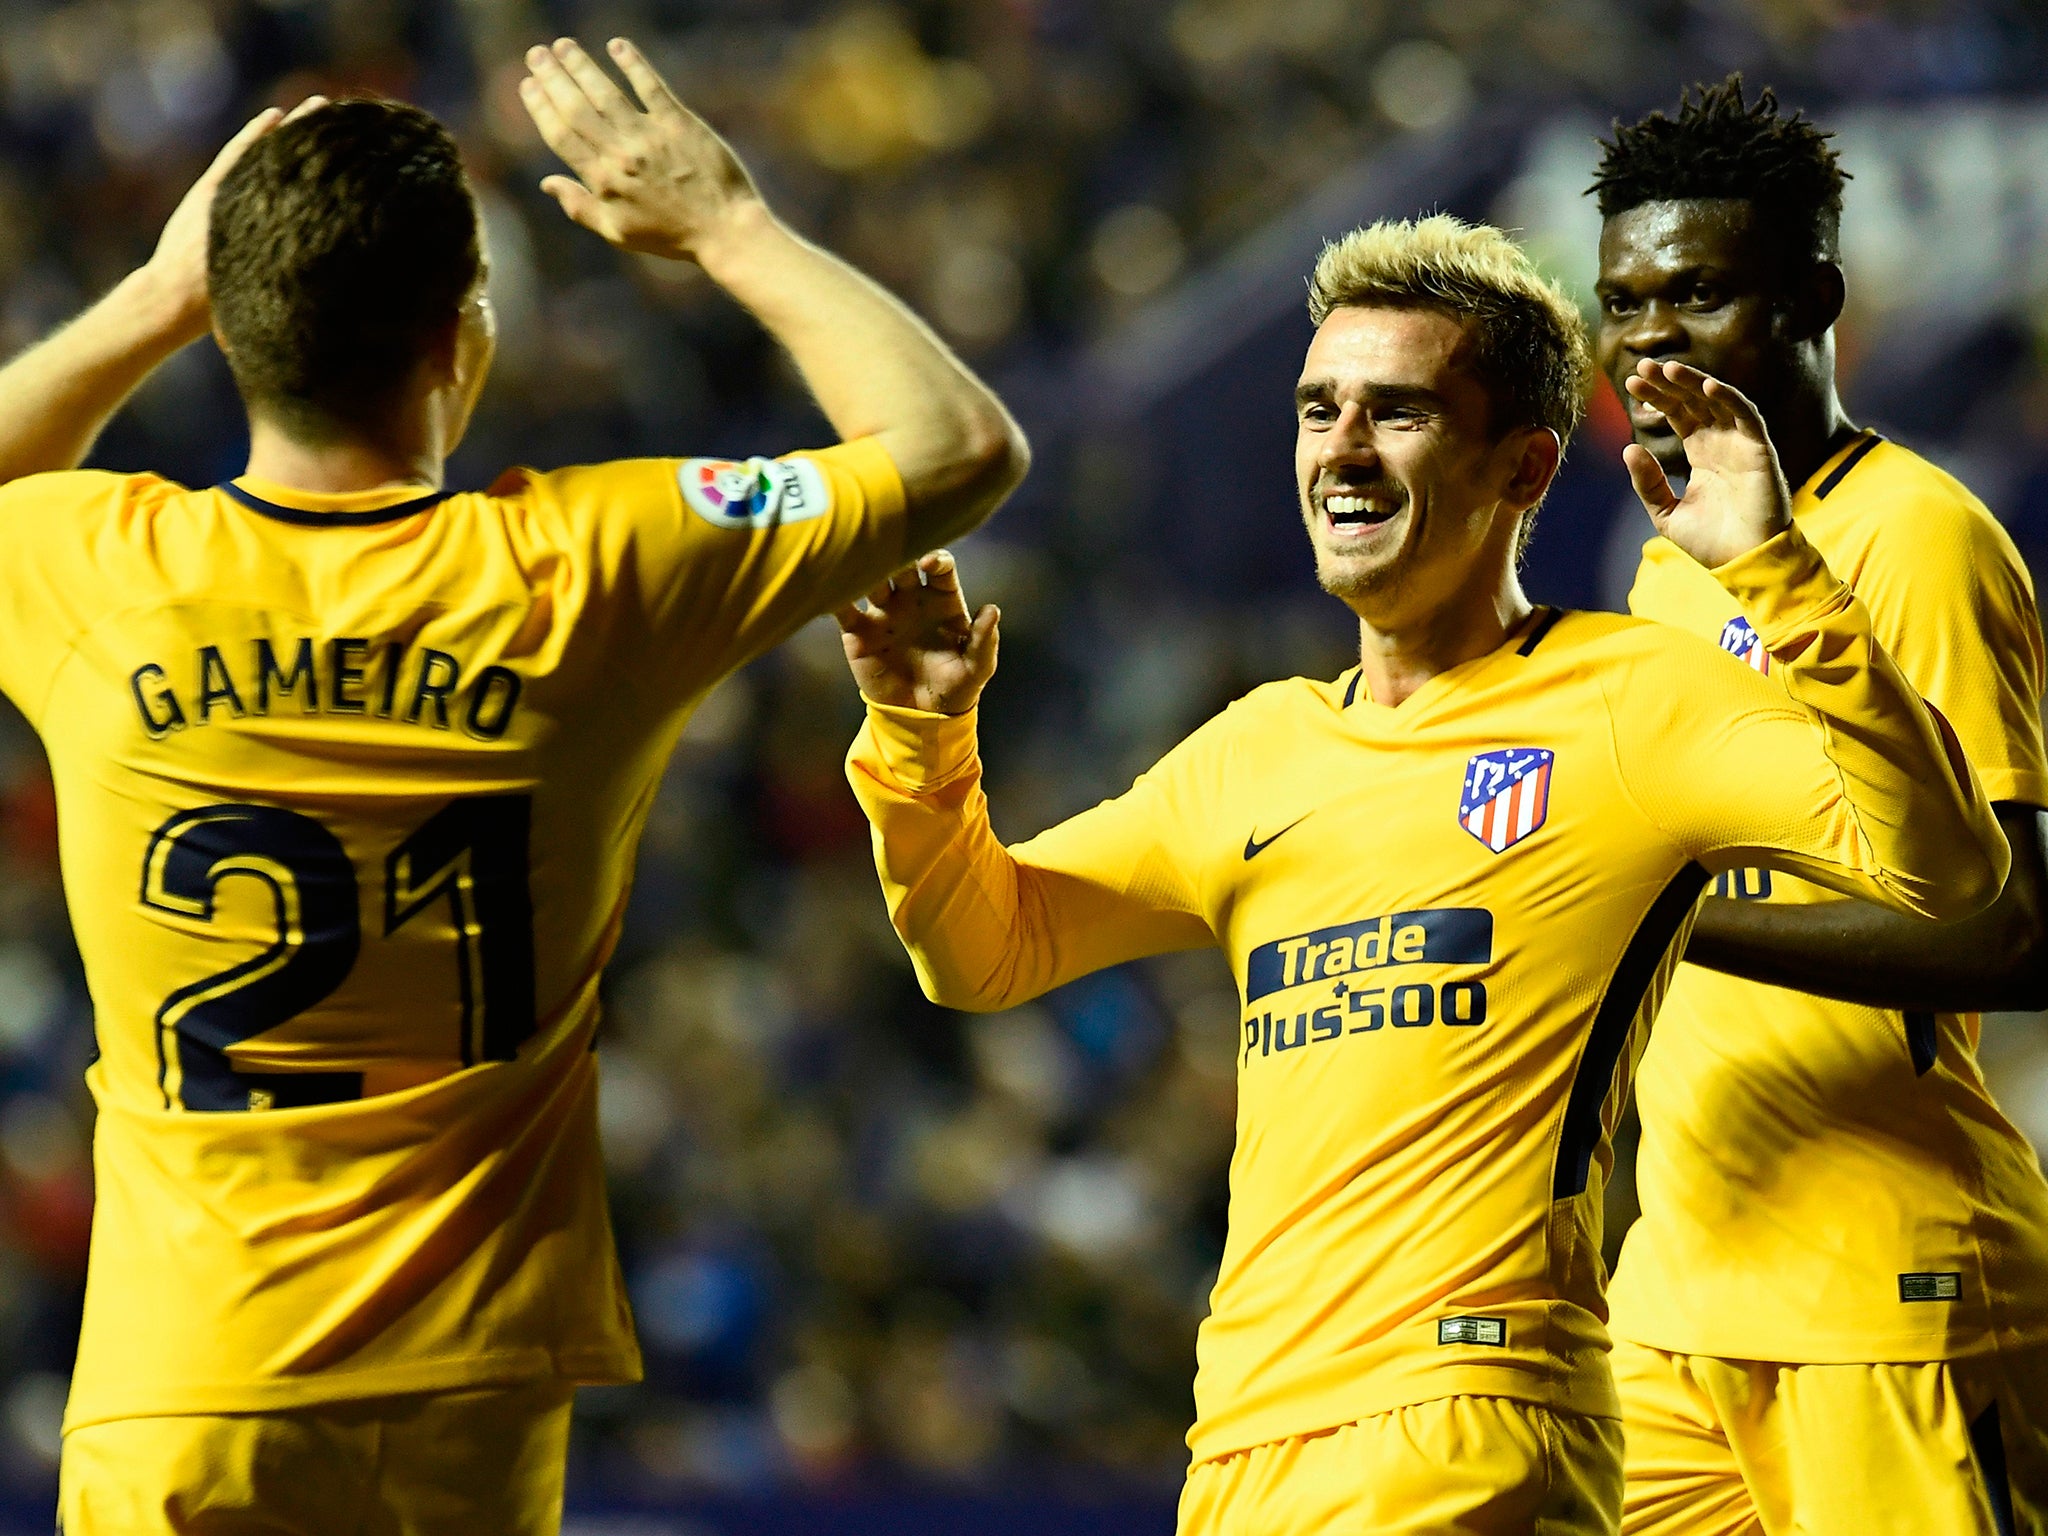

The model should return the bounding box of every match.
[1325,494,1394,518]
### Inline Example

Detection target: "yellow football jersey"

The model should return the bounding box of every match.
[1613,433,2048,1365]
[846,527,2004,1463]
[0,440,908,1428]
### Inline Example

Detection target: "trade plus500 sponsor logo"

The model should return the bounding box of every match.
[1242,907,1492,1064]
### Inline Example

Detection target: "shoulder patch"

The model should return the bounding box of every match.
[679,456,831,530]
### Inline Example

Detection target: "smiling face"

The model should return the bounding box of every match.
[1295,305,1555,624]
[1595,199,1799,477]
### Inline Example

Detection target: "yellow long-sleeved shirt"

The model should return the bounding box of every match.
[847,525,2006,1463]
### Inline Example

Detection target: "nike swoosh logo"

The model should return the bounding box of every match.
[1244,814,1311,861]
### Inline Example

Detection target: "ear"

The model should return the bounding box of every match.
[1502,426,1563,513]
[1791,261,1846,340]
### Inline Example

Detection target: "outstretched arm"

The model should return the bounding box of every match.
[839,553,1213,1009]
[520,38,1028,551]
[1612,360,2007,922]
[0,104,321,486]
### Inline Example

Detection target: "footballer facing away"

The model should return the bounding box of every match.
[834,218,2008,1535]
[1595,79,2048,1534]
[0,37,1025,1534]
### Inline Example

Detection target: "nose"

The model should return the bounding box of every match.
[1619,299,1687,362]
[1318,401,1380,472]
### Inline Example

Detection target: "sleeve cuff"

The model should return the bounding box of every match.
[861,699,980,792]
[1710,523,1852,651]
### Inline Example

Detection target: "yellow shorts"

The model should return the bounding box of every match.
[58,1381,574,1536]
[1616,1337,2048,1536]
[1179,1394,1623,1535]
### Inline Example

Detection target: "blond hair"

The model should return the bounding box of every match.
[1307,215,1592,446]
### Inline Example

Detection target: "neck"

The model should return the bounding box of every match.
[243,418,443,494]
[1763,374,1861,496]
[1353,561,1532,709]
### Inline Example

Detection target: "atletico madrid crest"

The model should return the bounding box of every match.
[1718,615,1771,674]
[1459,748,1554,854]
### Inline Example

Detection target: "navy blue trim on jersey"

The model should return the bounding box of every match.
[1342,669,1362,708]
[1553,862,1710,1200]
[1811,433,1883,501]
[220,482,451,527]
[1906,1009,1939,1076]
[1517,607,1564,657]
[1970,1401,2018,1536]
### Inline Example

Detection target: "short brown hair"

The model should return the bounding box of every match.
[1307,214,1591,446]
[209,99,481,441]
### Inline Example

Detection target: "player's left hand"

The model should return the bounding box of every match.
[519,37,763,265]
[1623,360,1793,569]
[139,96,328,343]
[836,551,1000,717]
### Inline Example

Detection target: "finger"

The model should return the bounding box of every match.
[608,37,687,120]
[519,74,596,166]
[525,44,606,149]
[1697,374,1766,437]
[198,107,284,185]
[1623,443,1679,519]
[539,175,607,233]
[552,37,636,123]
[282,94,329,124]
[833,602,884,638]
[962,605,1001,683]
[1627,364,1710,438]
[865,572,906,609]
[916,549,962,594]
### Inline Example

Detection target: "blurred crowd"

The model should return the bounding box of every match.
[0,0,2045,1507]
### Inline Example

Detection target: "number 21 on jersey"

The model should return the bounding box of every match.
[140,796,537,1112]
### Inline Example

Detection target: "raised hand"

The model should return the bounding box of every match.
[519,37,762,264]
[1623,360,1793,570]
[140,96,328,343]
[837,551,1000,716]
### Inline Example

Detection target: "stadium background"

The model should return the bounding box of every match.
[0,0,2044,1529]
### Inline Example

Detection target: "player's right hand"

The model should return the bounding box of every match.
[836,551,1000,717]
[139,95,326,343]
[1622,359,1794,569]
[519,36,763,265]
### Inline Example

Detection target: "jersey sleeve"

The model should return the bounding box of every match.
[846,701,1220,1011]
[1604,523,2008,921]
[0,471,119,728]
[1852,501,2048,810]
[510,438,910,695]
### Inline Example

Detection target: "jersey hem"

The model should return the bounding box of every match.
[1604,1313,2048,1366]
[1183,1360,1621,1467]
[60,1344,643,1433]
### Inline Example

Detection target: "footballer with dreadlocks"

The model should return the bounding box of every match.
[1592,76,2048,1534]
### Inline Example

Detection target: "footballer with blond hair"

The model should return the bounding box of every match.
[0,36,1024,1534]
[834,215,2005,1532]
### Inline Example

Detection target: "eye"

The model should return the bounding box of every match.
[1299,402,1337,425]
[1600,293,1637,317]
[1687,284,1725,308]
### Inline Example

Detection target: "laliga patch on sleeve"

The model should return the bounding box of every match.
[679,456,832,530]
[1898,1272,1962,1302]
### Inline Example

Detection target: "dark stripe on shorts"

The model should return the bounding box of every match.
[1812,433,1883,501]
[1553,863,1710,1199]
[1970,1400,2018,1536]
[1906,1010,1939,1076]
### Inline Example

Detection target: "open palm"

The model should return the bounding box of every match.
[1624,361,1793,569]
[837,551,999,716]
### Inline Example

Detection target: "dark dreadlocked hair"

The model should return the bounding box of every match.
[1589,75,1848,266]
